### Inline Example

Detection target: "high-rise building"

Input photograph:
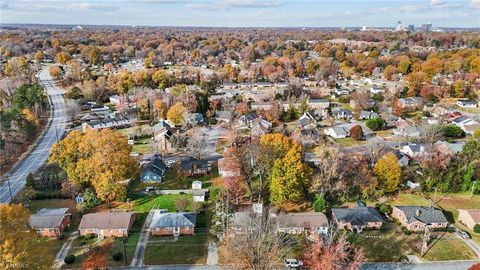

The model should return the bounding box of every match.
[407,25,415,32]
[421,23,432,32]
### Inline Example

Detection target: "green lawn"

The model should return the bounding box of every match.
[134,194,193,213]
[347,223,422,262]
[132,137,155,154]
[336,137,367,147]
[422,235,477,261]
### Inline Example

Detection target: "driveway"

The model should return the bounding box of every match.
[131,210,155,267]
[54,232,78,270]
[0,67,67,203]
[206,242,218,265]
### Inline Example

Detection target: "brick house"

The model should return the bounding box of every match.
[391,206,448,232]
[149,210,197,236]
[277,212,329,236]
[29,208,72,237]
[78,212,136,238]
[397,97,423,111]
[458,209,480,230]
[332,207,384,232]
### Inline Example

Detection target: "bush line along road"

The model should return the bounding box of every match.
[0,67,67,203]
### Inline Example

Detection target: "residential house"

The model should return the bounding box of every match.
[187,113,204,125]
[457,100,478,108]
[250,102,273,111]
[393,125,425,138]
[400,143,426,158]
[277,212,329,236]
[140,154,166,182]
[82,117,130,132]
[331,108,353,119]
[395,151,410,167]
[391,206,448,232]
[397,97,423,110]
[332,207,384,232]
[237,113,257,128]
[359,111,379,120]
[458,209,480,230]
[180,157,210,177]
[370,85,385,94]
[452,116,480,134]
[150,210,197,236]
[251,118,272,137]
[334,87,350,96]
[324,126,349,139]
[309,99,330,110]
[215,111,234,123]
[298,112,317,129]
[29,208,72,237]
[154,121,175,151]
[78,212,136,238]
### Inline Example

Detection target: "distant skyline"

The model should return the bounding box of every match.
[1,0,479,28]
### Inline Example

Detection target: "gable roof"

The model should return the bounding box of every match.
[79,212,135,230]
[460,209,480,224]
[29,208,70,229]
[332,207,384,225]
[277,212,328,228]
[150,211,197,228]
[142,154,166,177]
[394,206,448,224]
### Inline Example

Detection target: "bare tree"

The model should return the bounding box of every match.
[221,213,295,270]
[65,99,81,122]
[187,132,208,159]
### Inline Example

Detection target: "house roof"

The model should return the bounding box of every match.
[153,120,172,133]
[29,208,70,229]
[142,154,166,177]
[150,211,197,228]
[459,209,480,224]
[332,207,384,225]
[394,206,448,224]
[277,212,328,228]
[180,157,209,171]
[215,111,233,120]
[78,212,135,230]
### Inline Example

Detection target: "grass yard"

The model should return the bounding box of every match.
[347,223,422,262]
[134,194,194,213]
[422,235,477,261]
[336,137,367,147]
[132,136,155,154]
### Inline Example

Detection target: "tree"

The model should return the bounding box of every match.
[270,143,312,207]
[366,117,386,131]
[49,129,138,203]
[221,214,295,270]
[303,235,364,270]
[167,102,187,126]
[49,65,62,80]
[374,153,401,193]
[312,194,327,213]
[0,204,53,269]
[152,69,170,89]
[220,147,245,202]
[34,50,44,64]
[349,125,364,140]
[56,52,72,65]
[442,124,465,138]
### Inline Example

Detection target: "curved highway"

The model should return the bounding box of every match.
[0,67,67,203]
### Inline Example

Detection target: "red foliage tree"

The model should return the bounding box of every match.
[303,236,364,270]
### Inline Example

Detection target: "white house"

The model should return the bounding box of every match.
[401,143,426,158]
[457,100,478,108]
[324,126,349,139]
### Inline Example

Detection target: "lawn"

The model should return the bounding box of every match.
[336,137,367,147]
[422,235,477,261]
[347,223,422,262]
[132,136,155,154]
[133,194,194,213]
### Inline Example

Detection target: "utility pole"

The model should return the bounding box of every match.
[472,181,477,198]
[123,237,128,265]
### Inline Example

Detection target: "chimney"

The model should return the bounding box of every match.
[415,209,421,217]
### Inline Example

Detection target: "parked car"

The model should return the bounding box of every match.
[284,258,303,268]
[145,186,156,192]
[457,230,471,239]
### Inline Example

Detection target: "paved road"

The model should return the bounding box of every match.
[362,261,479,270]
[131,210,155,267]
[0,67,67,203]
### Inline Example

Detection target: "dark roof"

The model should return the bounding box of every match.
[180,157,209,171]
[142,155,166,177]
[29,208,70,229]
[394,206,448,224]
[150,211,197,228]
[153,120,172,133]
[332,207,384,225]
[79,212,135,230]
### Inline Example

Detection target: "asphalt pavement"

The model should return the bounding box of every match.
[0,67,67,203]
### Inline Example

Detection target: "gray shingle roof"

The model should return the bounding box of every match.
[29,208,70,229]
[332,207,384,225]
[150,211,197,228]
[394,206,448,224]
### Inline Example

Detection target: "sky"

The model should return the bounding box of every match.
[1,0,479,28]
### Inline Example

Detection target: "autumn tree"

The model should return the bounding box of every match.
[56,52,72,65]
[220,147,245,202]
[374,153,401,193]
[270,141,312,206]
[303,235,364,270]
[49,129,138,203]
[49,65,62,80]
[167,102,188,126]
[349,125,364,140]
[0,204,53,269]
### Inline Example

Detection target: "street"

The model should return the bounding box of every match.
[0,67,67,203]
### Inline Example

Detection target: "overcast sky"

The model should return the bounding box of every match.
[1,0,479,28]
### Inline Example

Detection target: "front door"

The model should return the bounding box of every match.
[174,227,180,235]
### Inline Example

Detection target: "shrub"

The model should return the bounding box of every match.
[112,252,123,261]
[64,255,75,264]
[349,125,364,140]
[447,226,455,233]
[378,203,392,215]
[366,117,386,131]
[442,124,465,138]
[474,224,480,233]
[312,194,327,213]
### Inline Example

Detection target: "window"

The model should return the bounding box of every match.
[185,227,189,231]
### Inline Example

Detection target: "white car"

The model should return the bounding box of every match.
[284,258,303,268]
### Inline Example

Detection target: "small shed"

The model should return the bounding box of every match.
[192,181,202,190]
